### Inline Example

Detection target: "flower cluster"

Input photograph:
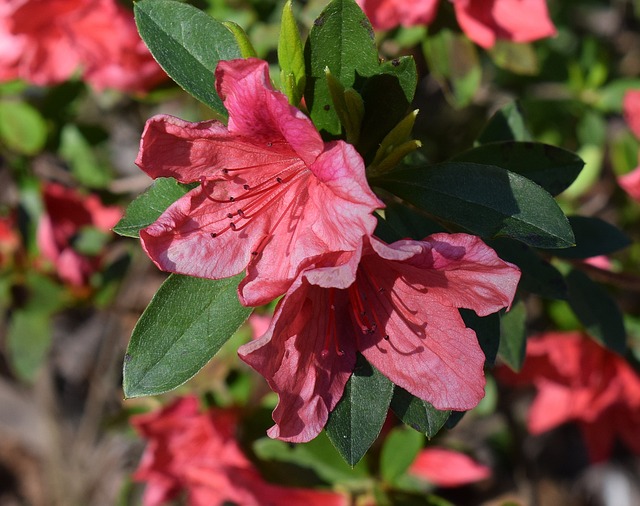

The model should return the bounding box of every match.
[356,0,556,48]
[0,0,166,92]
[497,331,640,462]
[131,396,347,506]
[37,183,121,287]
[618,90,640,202]
[137,57,521,442]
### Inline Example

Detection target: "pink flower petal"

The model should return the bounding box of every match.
[357,0,439,31]
[619,165,640,202]
[623,90,640,139]
[409,447,491,487]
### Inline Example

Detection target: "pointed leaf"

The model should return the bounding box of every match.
[123,274,252,398]
[546,216,631,259]
[390,387,450,438]
[278,0,305,106]
[134,0,242,115]
[460,310,501,366]
[304,0,380,134]
[374,162,575,248]
[113,178,192,238]
[566,270,626,354]
[498,301,527,371]
[452,142,584,196]
[326,355,393,465]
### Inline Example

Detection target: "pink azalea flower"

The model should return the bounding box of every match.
[408,447,491,487]
[0,0,165,92]
[619,166,640,202]
[239,234,520,442]
[497,331,640,462]
[131,396,348,506]
[36,183,121,286]
[357,0,556,48]
[248,313,272,340]
[137,58,382,306]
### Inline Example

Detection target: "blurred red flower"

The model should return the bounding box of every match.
[618,90,640,202]
[409,447,491,487]
[131,396,348,506]
[36,183,121,286]
[497,331,640,462]
[0,0,166,92]
[357,0,556,48]
[0,215,20,267]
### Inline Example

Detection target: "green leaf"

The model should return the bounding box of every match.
[59,124,113,188]
[72,227,111,256]
[113,178,192,238]
[478,102,532,144]
[488,41,539,75]
[566,270,626,354]
[490,238,567,299]
[278,0,306,106]
[222,21,257,58]
[460,310,501,366]
[325,355,394,466]
[390,386,450,438]
[498,301,527,371]
[452,142,584,196]
[134,0,242,115]
[304,0,380,135]
[379,426,424,484]
[422,28,481,108]
[0,100,47,155]
[374,162,575,249]
[546,216,631,259]
[123,274,252,398]
[7,310,51,382]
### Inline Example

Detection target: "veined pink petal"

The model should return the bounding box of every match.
[409,447,491,487]
[139,59,382,305]
[357,0,439,31]
[454,0,556,48]
[623,90,640,139]
[239,280,357,442]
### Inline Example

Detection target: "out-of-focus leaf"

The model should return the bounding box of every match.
[7,310,51,381]
[498,301,527,371]
[452,142,584,196]
[113,178,192,238]
[488,41,539,75]
[423,28,481,108]
[546,216,631,259]
[59,124,112,188]
[390,387,450,438]
[326,354,393,466]
[123,274,252,398]
[566,270,626,354]
[374,162,575,249]
[380,426,424,484]
[478,102,532,144]
[490,238,567,299]
[0,100,47,155]
[562,144,603,199]
[134,0,242,115]
[72,227,111,256]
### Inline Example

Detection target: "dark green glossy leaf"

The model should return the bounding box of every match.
[390,387,450,438]
[452,142,584,196]
[113,178,192,238]
[546,216,631,259]
[375,202,446,243]
[123,274,252,398]
[490,238,567,299]
[374,162,575,248]
[304,0,380,135]
[326,355,393,465]
[134,0,242,115]
[478,102,532,144]
[498,301,527,371]
[460,310,501,366]
[566,270,626,354]
[379,426,424,484]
